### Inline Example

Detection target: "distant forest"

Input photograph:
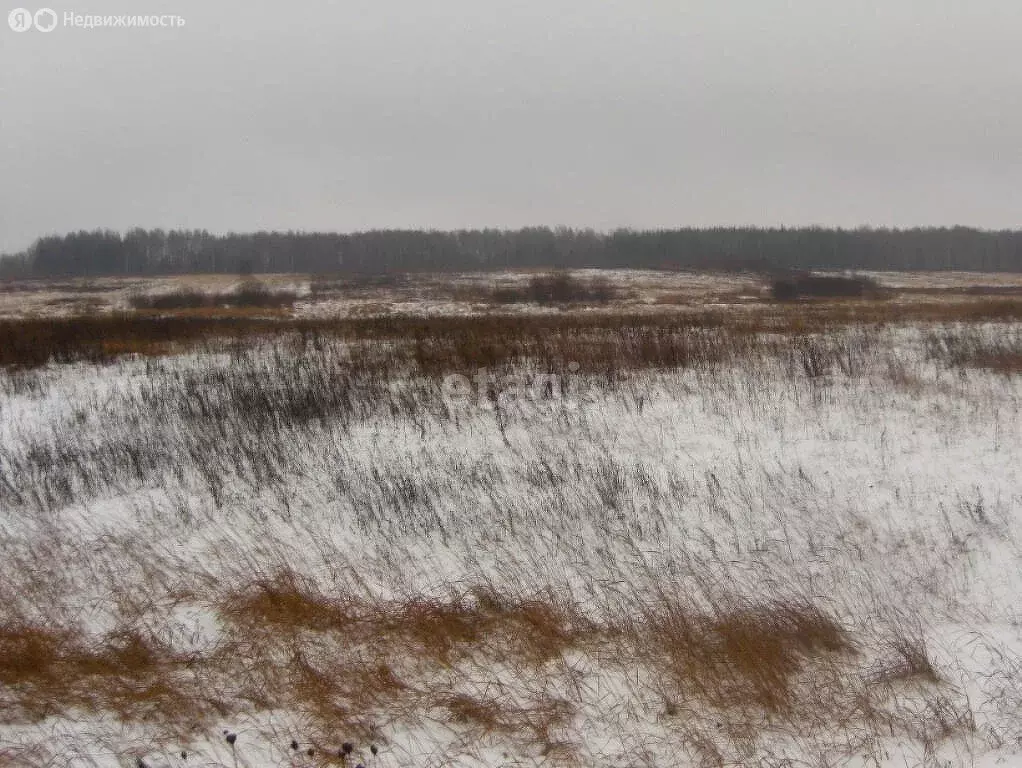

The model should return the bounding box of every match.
[3,226,1022,278]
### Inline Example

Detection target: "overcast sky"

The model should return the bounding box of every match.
[2,1,1021,253]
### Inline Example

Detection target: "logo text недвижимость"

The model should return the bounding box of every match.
[8,9,185,32]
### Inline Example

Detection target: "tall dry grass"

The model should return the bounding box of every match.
[0,288,1019,765]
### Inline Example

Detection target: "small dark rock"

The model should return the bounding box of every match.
[180,752,187,760]
[342,742,354,755]
[291,739,299,751]
[225,733,237,746]
[307,748,315,757]
[370,745,378,756]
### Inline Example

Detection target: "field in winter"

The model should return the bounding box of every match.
[1,271,1022,768]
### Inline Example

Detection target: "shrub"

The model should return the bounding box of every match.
[129,281,295,311]
[772,279,800,302]
[492,273,617,305]
[228,280,295,308]
[129,290,208,310]
[311,272,408,295]
[771,273,881,301]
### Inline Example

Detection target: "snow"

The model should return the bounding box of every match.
[1,321,1021,766]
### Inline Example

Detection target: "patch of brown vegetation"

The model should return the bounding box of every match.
[225,570,355,633]
[215,575,865,733]
[0,624,67,687]
[0,582,969,760]
[4,295,1022,371]
[389,589,583,665]
[641,599,852,714]
[443,693,507,732]
[0,621,209,728]
[223,577,583,668]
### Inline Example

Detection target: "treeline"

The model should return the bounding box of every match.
[3,226,1022,278]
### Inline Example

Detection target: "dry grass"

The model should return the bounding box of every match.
[636,599,852,715]
[925,327,1022,374]
[0,621,210,728]
[212,577,862,734]
[963,350,1022,374]
[443,693,507,731]
[198,575,956,751]
[225,570,355,633]
[390,589,583,666]
[213,579,589,749]
[0,571,981,762]
[3,294,1022,371]
[0,277,1015,764]
[223,577,584,668]
[875,633,942,685]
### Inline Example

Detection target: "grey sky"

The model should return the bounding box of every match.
[2,0,1021,254]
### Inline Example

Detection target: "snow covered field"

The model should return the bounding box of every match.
[5,269,1022,321]
[1,295,1021,767]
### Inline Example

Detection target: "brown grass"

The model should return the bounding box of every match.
[389,589,582,665]
[443,693,507,731]
[223,577,582,668]
[0,624,67,687]
[3,295,1022,371]
[217,576,861,728]
[641,599,852,714]
[226,570,355,633]
[0,578,971,760]
[0,621,209,727]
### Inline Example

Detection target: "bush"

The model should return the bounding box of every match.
[772,280,800,302]
[129,281,295,310]
[771,274,880,301]
[229,281,296,308]
[310,272,408,296]
[129,290,208,310]
[492,273,616,305]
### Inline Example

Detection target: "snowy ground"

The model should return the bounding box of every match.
[1,305,1021,766]
[3,270,752,319]
[7,269,1021,321]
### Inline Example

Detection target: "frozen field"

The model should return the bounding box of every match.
[1,284,1021,767]
[4,270,1022,321]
